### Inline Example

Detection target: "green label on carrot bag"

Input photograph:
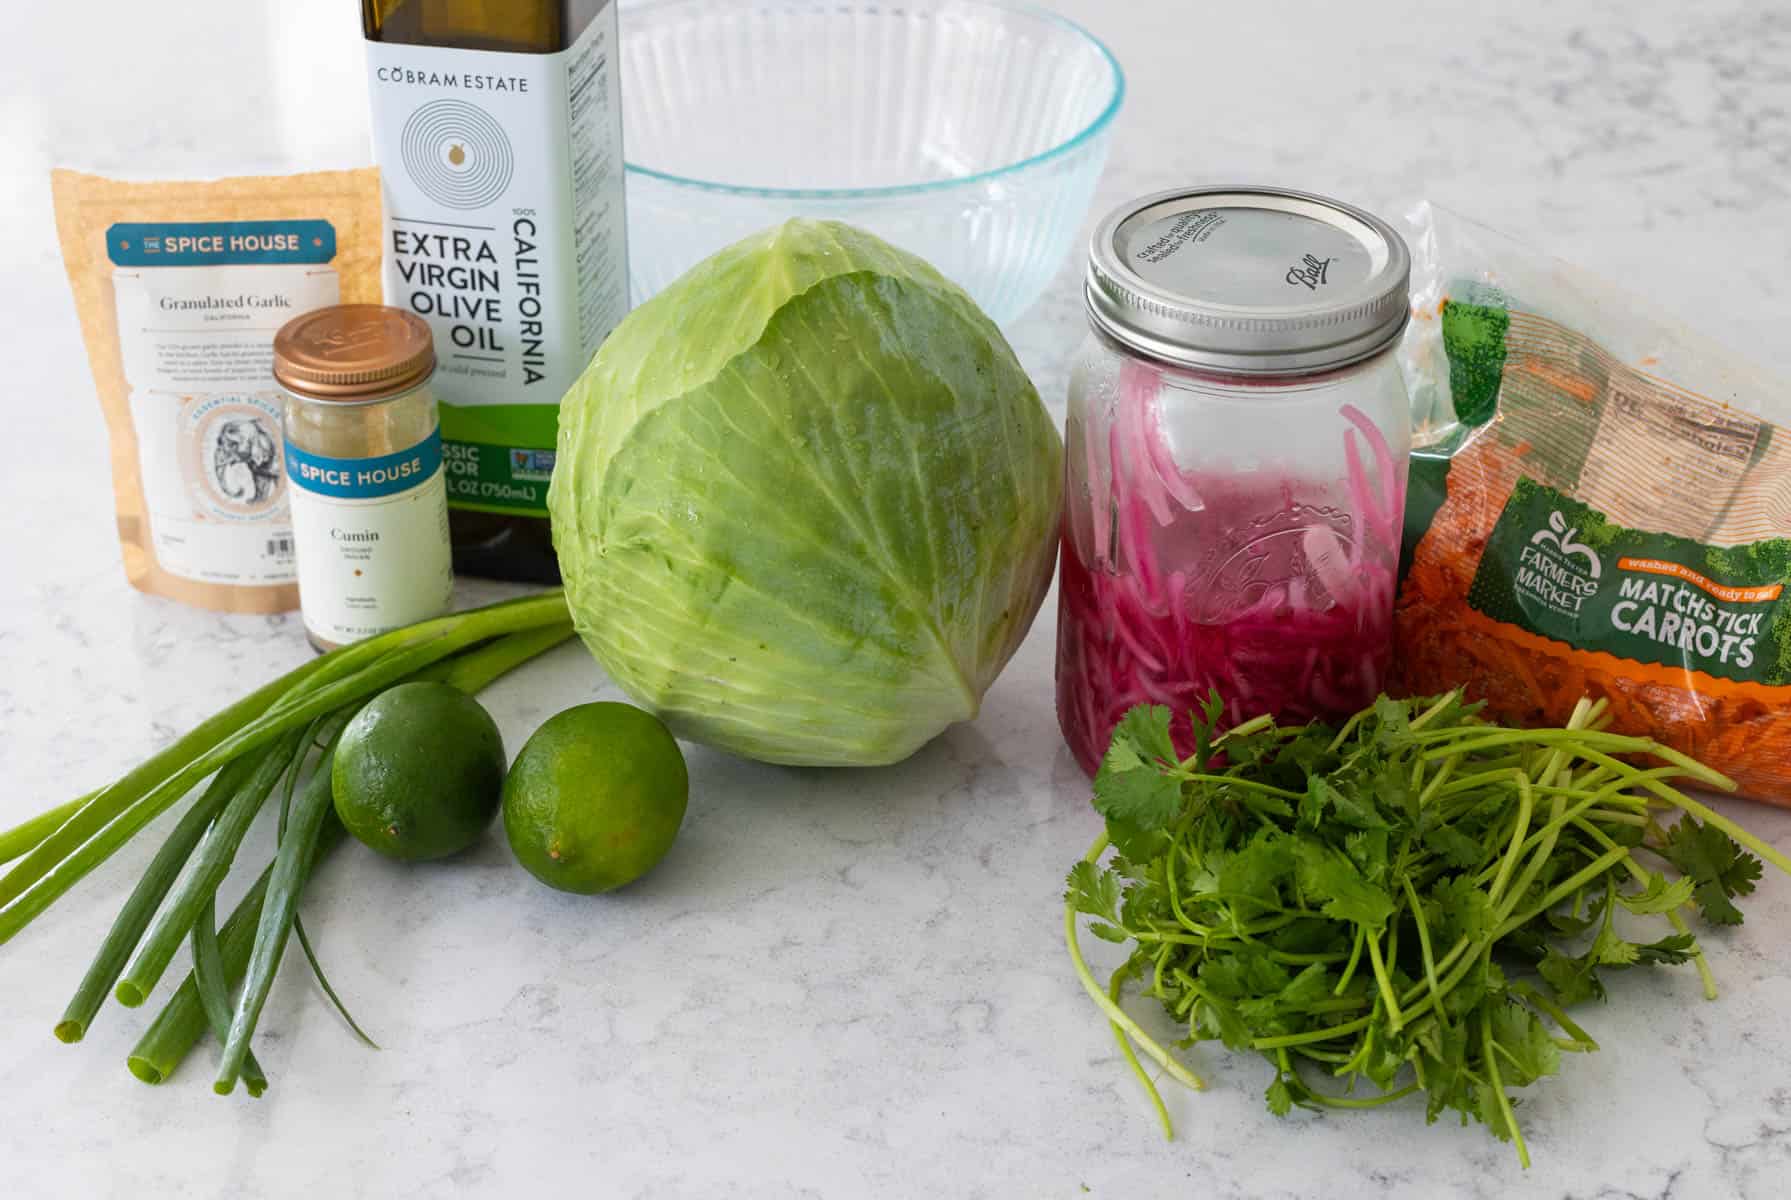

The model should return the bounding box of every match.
[1468,478,1791,686]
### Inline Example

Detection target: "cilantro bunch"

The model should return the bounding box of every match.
[1064,692,1789,1166]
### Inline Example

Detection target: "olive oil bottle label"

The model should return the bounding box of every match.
[108,220,345,587]
[284,429,454,646]
[365,7,628,518]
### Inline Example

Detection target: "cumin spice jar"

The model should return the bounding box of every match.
[274,305,454,652]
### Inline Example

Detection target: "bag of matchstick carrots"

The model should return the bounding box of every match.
[1394,202,1791,802]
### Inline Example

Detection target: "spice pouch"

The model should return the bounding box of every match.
[51,168,382,612]
[1395,202,1791,802]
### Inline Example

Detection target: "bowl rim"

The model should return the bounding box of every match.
[619,0,1127,199]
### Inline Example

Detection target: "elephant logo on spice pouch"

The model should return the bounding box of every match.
[1531,510,1602,579]
[181,400,285,519]
[213,418,280,506]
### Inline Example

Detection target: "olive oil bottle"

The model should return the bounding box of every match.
[362,0,628,583]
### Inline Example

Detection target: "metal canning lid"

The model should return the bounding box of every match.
[273,304,435,401]
[1086,185,1412,375]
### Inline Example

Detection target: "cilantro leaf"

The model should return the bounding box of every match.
[1475,1081,1520,1145]
[1118,703,1179,766]
[1614,872,1696,916]
[1428,873,1493,948]
[1093,705,1184,833]
[1240,963,1332,1029]
[1591,934,1639,967]
[1346,828,1391,886]
[1537,948,1604,1005]
[1215,830,1294,920]
[1292,837,1395,929]
[1265,1075,1296,1117]
[1199,944,1288,1000]
[1065,861,1126,942]
[1190,690,1226,770]
[1423,821,1486,869]
[1304,776,1388,831]
[1632,933,1697,966]
[1657,817,1763,926]
[1417,1018,1473,1125]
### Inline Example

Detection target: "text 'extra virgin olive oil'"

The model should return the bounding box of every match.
[362,0,628,583]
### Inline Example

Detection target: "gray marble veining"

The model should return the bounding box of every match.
[3,1,1790,1197]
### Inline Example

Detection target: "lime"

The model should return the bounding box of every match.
[502,702,688,894]
[332,682,506,861]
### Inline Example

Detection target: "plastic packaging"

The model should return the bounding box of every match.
[1395,202,1791,802]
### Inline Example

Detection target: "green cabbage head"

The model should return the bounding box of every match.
[549,220,1062,766]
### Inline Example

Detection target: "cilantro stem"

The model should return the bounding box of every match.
[1333,926,1365,995]
[1402,875,1442,1012]
[1130,928,1206,946]
[1264,947,1351,966]
[1325,710,1368,754]
[1297,1079,1421,1109]
[1407,691,1462,732]
[1510,982,1598,1052]
[1363,927,1404,1030]
[1611,767,1791,879]
[1487,772,1534,907]
[1177,713,1283,773]
[1109,962,1173,1139]
[1252,1015,1371,1050]
[1163,837,1203,936]
[1581,808,1648,826]
[1180,774,1304,801]
[1417,755,1458,807]
[1493,792,1566,926]
[1480,1006,1530,1168]
[1291,1045,1353,1064]
[1666,908,1719,1002]
[1495,846,1632,937]
[1471,769,1674,889]
[1065,835,1207,1095]
[1433,764,1533,799]
[1416,729,1733,794]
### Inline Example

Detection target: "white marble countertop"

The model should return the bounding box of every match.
[4,1,1791,1197]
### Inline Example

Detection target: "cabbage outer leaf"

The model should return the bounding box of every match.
[550,220,1062,765]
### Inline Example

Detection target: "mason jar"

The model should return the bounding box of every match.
[1057,186,1414,774]
[273,305,454,653]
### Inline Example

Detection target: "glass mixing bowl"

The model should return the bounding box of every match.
[619,0,1125,325]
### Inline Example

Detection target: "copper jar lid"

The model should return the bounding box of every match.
[273,304,435,400]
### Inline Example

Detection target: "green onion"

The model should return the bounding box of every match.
[275,712,379,1050]
[214,730,341,1094]
[0,592,569,941]
[54,758,251,1042]
[191,894,268,1097]
[115,732,304,1007]
[0,795,88,866]
[126,813,352,1087]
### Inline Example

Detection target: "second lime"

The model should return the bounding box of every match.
[502,702,688,894]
